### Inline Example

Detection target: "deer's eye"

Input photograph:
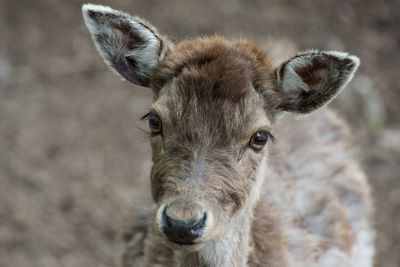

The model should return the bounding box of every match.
[249,130,269,150]
[149,114,162,134]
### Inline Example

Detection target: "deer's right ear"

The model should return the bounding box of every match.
[82,4,172,86]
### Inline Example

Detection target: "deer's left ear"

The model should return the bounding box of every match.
[82,4,172,87]
[275,51,359,113]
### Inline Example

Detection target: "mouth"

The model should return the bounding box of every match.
[164,237,204,250]
[170,239,195,246]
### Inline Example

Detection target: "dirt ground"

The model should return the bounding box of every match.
[1,0,399,266]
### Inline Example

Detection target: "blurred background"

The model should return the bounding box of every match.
[0,0,399,266]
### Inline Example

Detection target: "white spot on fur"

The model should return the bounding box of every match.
[317,248,352,267]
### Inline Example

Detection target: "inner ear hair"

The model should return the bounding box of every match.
[276,50,360,113]
[82,4,170,87]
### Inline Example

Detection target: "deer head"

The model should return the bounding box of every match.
[82,4,359,251]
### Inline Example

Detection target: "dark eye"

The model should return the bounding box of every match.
[249,130,269,150]
[148,114,162,134]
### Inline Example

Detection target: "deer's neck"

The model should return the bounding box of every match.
[176,157,267,267]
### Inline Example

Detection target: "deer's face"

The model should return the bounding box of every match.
[146,42,278,249]
[144,39,278,248]
[82,3,360,251]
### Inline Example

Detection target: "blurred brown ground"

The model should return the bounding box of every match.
[0,0,399,266]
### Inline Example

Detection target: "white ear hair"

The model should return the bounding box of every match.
[82,4,170,86]
[276,50,360,113]
[278,56,311,94]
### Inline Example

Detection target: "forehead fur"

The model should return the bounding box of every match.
[150,36,275,100]
[149,37,278,148]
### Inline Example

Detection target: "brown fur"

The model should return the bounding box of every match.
[151,37,283,118]
[248,203,288,267]
[82,5,373,267]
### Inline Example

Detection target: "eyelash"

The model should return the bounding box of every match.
[140,112,163,137]
[140,112,152,121]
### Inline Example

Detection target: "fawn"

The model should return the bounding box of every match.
[82,4,374,267]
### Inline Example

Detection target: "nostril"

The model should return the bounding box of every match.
[191,213,207,231]
[161,207,207,244]
[164,209,173,228]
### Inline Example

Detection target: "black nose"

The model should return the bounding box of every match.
[161,207,207,244]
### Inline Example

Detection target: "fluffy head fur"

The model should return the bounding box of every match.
[82,4,373,267]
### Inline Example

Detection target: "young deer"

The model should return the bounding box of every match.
[82,4,374,267]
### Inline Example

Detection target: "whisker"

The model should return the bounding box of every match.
[219,237,236,267]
